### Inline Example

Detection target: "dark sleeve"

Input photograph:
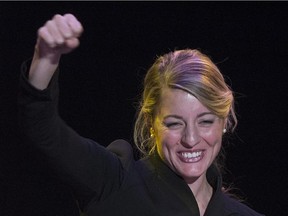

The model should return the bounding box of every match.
[17,60,126,210]
[222,193,265,216]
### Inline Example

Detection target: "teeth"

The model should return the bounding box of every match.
[182,151,202,158]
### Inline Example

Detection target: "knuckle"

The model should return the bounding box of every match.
[45,20,53,28]
[37,27,46,37]
[53,14,63,20]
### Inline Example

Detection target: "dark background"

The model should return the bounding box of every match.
[1,2,287,215]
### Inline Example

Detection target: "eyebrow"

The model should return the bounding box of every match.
[163,112,215,120]
[163,115,183,120]
[197,112,215,118]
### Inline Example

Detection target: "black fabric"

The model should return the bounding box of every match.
[18,61,265,216]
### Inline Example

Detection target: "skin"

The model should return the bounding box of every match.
[153,88,226,215]
[28,13,227,216]
[29,14,83,90]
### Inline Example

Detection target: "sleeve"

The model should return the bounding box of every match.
[17,60,126,210]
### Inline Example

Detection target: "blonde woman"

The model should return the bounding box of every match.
[19,14,264,216]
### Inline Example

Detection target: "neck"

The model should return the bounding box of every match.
[186,175,213,216]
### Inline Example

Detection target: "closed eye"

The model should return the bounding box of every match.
[164,122,183,128]
[199,120,214,125]
[167,123,179,127]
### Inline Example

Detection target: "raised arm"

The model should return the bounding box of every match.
[29,14,83,90]
[19,14,129,211]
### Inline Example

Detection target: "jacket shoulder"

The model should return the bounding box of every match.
[106,139,134,170]
[222,193,265,216]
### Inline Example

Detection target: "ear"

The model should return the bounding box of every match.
[224,118,228,127]
[223,117,228,131]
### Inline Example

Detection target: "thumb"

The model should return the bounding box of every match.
[65,38,80,50]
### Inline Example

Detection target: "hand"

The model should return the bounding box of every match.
[36,13,83,62]
[29,14,83,90]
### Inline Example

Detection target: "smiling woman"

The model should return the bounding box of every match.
[18,13,265,216]
[134,50,236,163]
[153,88,224,180]
[133,50,236,215]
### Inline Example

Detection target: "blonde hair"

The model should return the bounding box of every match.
[134,49,237,157]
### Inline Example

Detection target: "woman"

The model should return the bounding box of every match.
[19,14,264,216]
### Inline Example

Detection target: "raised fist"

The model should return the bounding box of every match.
[28,14,84,90]
[36,13,83,59]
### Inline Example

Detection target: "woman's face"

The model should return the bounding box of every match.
[153,88,225,183]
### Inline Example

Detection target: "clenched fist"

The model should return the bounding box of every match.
[37,13,83,59]
[29,14,83,90]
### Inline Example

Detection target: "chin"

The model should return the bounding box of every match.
[178,166,206,180]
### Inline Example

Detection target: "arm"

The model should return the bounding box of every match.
[18,14,125,210]
[28,14,82,90]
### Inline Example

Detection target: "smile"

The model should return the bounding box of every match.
[181,151,202,159]
[179,151,204,162]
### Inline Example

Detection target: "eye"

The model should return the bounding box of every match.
[164,122,183,128]
[199,119,214,126]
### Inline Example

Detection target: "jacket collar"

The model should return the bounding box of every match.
[149,151,226,215]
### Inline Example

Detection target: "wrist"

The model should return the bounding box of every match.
[28,52,60,90]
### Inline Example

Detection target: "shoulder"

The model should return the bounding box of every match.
[106,139,135,170]
[222,193,265,216]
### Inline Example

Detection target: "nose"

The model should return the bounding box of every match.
[181,126,201,148]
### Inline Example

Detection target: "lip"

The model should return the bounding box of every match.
[177,150,205,163]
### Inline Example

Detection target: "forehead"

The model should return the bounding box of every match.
[158,88,210,116]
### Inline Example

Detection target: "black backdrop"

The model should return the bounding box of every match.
[1,2,287,216]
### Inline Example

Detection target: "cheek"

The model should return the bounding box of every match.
[201,129,223,147]
[156,130,182,152]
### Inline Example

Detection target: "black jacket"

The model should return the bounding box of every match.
[18,62,265,216]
